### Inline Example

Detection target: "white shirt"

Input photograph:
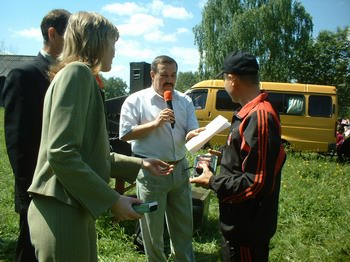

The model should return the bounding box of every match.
[40,49,56,64]
[119,87,199,161]
[344,127,350,138]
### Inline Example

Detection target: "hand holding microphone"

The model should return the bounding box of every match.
[164,90,175,128]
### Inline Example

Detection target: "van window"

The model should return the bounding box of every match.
[268,93,305,115]
[187,90,208,110]
[216,90,240,111]
[309,95,333,117]
[286,95,304,115]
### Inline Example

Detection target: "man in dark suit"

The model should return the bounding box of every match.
[2,9,71,262]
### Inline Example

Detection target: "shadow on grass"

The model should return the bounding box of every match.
[100,190,222,261]
[116,215,222,261]
[192,216,222,262]
[0,237,16,262]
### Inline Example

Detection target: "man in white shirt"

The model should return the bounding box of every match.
[120,55,203,262]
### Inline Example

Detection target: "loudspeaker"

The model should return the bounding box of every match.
[130,62,152,94]
[105,95,128,136]
[105,95,131,156]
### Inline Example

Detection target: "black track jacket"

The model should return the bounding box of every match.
[209,92,286,243]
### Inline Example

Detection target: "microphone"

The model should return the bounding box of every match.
[164,90,175,128]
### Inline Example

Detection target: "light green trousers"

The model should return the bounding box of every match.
[137,158,195,262]
[28,195,97,262]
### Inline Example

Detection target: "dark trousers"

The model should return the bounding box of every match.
[337,145,344,162]
[221,237,270,262]
[15,208,37,262]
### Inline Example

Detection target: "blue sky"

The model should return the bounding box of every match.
[1,0,349,86]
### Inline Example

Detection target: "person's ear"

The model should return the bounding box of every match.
[150,71,155,82]
[227,73,236,83]
[47,27,57,41]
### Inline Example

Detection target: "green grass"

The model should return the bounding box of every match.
[0,107,349,261]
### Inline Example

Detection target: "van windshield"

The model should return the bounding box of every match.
[187,90,208,110]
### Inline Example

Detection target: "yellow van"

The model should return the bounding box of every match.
[185,80,338,153]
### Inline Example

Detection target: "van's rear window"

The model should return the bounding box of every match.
[309,95,333,117]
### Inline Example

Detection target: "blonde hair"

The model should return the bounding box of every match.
[50,11,119,80]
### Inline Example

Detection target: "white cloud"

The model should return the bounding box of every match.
[105,39,155,84]
[100,0,199,81]
[176,27,189,34]
[144,30,177,43]
[116,39,155,60]
[102,1,194,45]
[149,0,193,20]
[117,14,180,43]
[170,46,199,68]
[118,14,164,37]
[11,28,42,41]
[103,1,193,20]
[149,0,164,14]
[102,2,147,16]
[162,5,193,20]
[101,63,129,81]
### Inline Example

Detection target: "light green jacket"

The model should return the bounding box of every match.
[28,62,141,219]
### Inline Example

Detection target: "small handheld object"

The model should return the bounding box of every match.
[164,90,175,128]
[193,155,218,177]
[132,201,158,214]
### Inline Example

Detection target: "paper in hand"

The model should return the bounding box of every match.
[185,115,230,154]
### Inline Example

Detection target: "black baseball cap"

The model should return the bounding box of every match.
[217,50,259,77]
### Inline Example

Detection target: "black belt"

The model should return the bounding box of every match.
[133,154,183,165]
[166,159,182,165]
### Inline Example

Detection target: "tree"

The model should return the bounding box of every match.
[193,0,313,82]
[0,39,18,54]
[100,75,128,99]
[175,71,200,92]
[292,27,350,116]
[0,40,5,54]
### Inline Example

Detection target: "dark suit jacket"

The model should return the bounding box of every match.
[2,52,50,213]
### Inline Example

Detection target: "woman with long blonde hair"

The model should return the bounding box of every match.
[27,11,171,261]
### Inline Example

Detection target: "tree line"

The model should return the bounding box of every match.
[102,0,349,115]
[1,0,349,114]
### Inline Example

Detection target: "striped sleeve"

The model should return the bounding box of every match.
[214,107,284,203]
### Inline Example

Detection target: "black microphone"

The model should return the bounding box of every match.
[164,90,175,128]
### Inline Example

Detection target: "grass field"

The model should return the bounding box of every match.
[0,107,349,261]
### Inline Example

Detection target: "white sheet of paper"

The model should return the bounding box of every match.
[185,115,231,154]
